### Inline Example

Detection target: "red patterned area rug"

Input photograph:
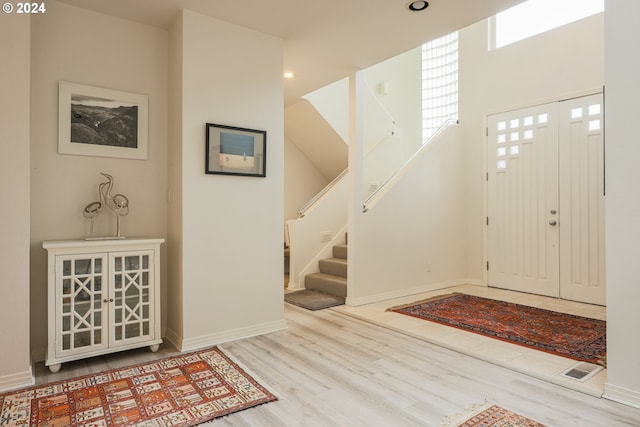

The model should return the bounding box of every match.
[389,293,606,365]
[440,402,546,427]
[0,347,277,426]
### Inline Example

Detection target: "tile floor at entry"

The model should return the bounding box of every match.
[330,284,607,397]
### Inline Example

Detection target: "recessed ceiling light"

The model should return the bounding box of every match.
[407,1,429,12]
[283,71,296,79]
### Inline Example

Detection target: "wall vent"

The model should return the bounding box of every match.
[320,231,332,243]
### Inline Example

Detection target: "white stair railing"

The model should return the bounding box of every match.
[297,169,348,218]
[363,119,458,213]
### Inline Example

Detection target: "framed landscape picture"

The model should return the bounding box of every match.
[205,123,266,177]
[58,81,149,160]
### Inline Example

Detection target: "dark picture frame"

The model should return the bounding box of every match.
[58,81,148,160]
[205,123,266,177]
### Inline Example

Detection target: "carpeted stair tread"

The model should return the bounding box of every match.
[319,257,347,278]
[333,244,347,259]
[305,272,347,298]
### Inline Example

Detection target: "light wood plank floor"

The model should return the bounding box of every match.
[33,304,640,426]
[333,284,609,397]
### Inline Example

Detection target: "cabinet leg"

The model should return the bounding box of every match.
[149,344,160,353]
[48,363,61,373]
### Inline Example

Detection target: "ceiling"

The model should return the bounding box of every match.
[57,0,522,106]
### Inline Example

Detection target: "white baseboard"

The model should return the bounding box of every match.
[163,327,183,352]
[604,382,640,409]
[345,278,481,306]
[166,320,287,353]
[0,367,34,393]
[463,278,485,287]
[287,281,304,291]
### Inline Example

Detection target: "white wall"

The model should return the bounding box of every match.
[350,126,468,304]
[285,136,329,222]
[285,100,347,180]
[167,12,184,343]
[167,9,285,350]
[459,13,604,281]
[29,1,169,361]
[603,0,640,408]
[303,78,350,143]
[0,13,33,391]
[363,46,423,161]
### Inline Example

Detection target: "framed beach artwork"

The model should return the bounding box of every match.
[58,81,149,160]
[205,123,267,177]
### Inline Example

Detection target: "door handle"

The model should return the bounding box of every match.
[549,220,557,226]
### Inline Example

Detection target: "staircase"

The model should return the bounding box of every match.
[304,239,347,298]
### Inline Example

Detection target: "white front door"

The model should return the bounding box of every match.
[558,94,605,305]
[487,93,605,305]
[487,103,560,298]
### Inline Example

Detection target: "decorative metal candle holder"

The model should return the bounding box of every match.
[83,173,129,239]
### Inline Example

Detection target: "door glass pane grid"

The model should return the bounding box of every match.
[497,114,532,171]
[112,254,152,342]
[586,103,602,134]
[59,257,103,351]
[567,102,602,135]
[509,116,533,159]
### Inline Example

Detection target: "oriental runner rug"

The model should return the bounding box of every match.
[0,347,277,426]
[440,402,546,427]
[389,293,606,365]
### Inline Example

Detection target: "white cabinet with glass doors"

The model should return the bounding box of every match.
[43,238,164,372]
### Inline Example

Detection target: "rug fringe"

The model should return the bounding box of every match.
[439,400,492,427]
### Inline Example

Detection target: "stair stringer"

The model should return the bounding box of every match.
[288,223,347,290]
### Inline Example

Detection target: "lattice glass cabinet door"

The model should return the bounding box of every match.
[55,254,109,356]
[45,239,163,372]
[110,251,155,346]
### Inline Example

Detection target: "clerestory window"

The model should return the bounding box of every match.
[490,0,604,49]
